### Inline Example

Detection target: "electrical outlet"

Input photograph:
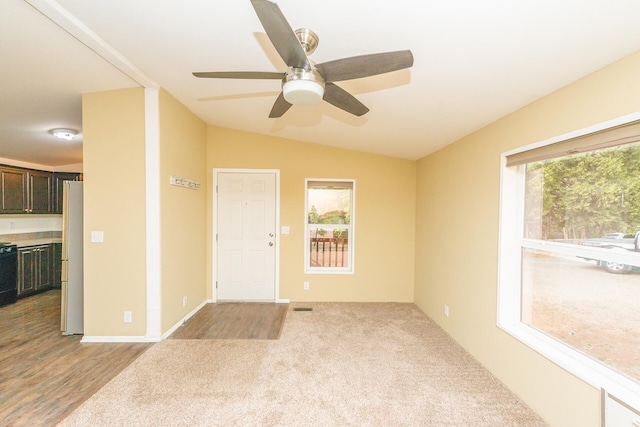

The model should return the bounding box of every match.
[183,296,188,307]
[124,311,132,323]
[304,281,310,290]
[444,305,449,318]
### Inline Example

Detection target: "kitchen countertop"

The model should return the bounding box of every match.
[0,231,62,247]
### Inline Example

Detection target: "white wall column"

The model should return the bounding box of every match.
[145,88,162,341]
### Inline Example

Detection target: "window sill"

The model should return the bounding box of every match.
[304,269,354,275]
[498,320,640,410]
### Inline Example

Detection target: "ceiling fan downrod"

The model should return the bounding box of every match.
[294,28,318,56]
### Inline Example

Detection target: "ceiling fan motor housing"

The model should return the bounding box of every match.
[282,67,325,105]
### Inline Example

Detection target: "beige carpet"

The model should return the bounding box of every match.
[59,303,548,426]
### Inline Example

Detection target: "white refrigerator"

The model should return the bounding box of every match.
[61,181,83,335]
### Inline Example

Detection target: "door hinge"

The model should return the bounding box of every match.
[216,281,218,289]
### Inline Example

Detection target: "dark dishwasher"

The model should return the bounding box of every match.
[0,243,18,307]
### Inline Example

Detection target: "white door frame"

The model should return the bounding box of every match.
[212,168,283,303]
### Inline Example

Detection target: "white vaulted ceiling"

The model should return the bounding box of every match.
[3,0,640,166]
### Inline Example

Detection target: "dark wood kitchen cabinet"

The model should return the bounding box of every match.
[0,166,53,214]
[17,244,53,297]
[0,167,28,214]
[52,242,62,288]
[28,170,53,214]
[53,172,82,214]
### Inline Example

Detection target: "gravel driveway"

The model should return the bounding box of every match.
[522,253,640,380]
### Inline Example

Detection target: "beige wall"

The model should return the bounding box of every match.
[414,51,640,426]
[159,89,207,332]
[207,127,416,302]
[82,88,148,336]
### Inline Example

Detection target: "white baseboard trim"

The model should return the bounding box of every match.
[81,335,149,343]
[79,298,289,343]
[160,299,209,340]
[80,300,210,343]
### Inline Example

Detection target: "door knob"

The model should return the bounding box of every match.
[269,233,274,237]
[269,242,274,247]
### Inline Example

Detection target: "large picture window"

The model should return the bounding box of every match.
[498,115,640,404]
[305,179,355,274]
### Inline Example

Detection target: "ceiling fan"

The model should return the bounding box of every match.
[193,0,414,118]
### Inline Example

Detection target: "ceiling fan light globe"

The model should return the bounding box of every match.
[283,80,324,106]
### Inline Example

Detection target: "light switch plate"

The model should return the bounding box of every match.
[91,231,104,243]
[281,226,290,234]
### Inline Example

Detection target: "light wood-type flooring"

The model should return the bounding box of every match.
[0,290,152,426]
[169,301,288,340]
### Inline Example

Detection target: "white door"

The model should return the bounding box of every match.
[216,172,277,301]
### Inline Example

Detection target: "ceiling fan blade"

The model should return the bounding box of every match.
[193,71,285,79]
[315,50,414,83]
[269,92,292,118]
[250,0,309,70]
[323,83,369,117]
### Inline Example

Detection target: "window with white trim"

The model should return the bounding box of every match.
[305,179,354,274]
[498,115,640,404]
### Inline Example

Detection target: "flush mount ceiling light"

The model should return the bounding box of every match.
[49,128,78,140]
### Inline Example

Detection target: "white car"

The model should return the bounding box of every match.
[604,232,634,239]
